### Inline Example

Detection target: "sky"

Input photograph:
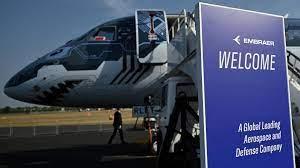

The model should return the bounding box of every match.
[0,0,299,107]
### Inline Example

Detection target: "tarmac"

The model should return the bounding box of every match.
[0,125,156,168]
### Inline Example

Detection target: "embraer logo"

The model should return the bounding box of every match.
[233,35,275,46]
[233,35,241,45]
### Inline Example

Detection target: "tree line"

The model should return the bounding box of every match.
[0,106,82,114]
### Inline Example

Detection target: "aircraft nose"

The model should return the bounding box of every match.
[4,85,14,99]
[4,76,19,99]
[4,74,28,101]
[5,73,20,89]
[3,86,8,97]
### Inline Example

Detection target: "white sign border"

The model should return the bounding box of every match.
[196,2,296,168]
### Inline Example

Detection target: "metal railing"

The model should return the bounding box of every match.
[287,49,300,81]
[0,124,112,138]
[169,9,187,40]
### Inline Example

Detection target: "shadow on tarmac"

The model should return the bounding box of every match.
[0,126,154,168]
[1,143,156,168]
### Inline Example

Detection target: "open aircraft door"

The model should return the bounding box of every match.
[135,10,169,64]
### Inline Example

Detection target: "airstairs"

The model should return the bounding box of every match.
[287,49,300,161]
[165,10,198,82]
[287,49,300,107]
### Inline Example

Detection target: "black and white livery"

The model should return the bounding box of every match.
[4,15,168,107]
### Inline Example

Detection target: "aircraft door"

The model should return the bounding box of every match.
[135,10,169,64]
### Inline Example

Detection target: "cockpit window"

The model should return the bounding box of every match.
[90,27,116,41]
[65,16,134,45]
[66,27,98,44]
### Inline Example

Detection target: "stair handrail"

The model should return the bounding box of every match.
[168,9,187,40]
[287,49,300,80]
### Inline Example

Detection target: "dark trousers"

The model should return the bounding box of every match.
[108,126,125,144]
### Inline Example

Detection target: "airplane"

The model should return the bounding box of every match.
[4,15,168,108]
[4,13,300,108]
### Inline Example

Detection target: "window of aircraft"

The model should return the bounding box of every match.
[65,17,134,44]
[286,26,300,46]
[74,33,89,42]
[66,26,99,44]
[118,27,129,39]
[90,27,116,41]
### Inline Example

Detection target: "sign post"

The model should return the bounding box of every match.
[195,3,295,168]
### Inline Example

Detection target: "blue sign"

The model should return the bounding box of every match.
[197,3,295,168]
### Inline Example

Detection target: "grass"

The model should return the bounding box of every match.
[0,109,140,127]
